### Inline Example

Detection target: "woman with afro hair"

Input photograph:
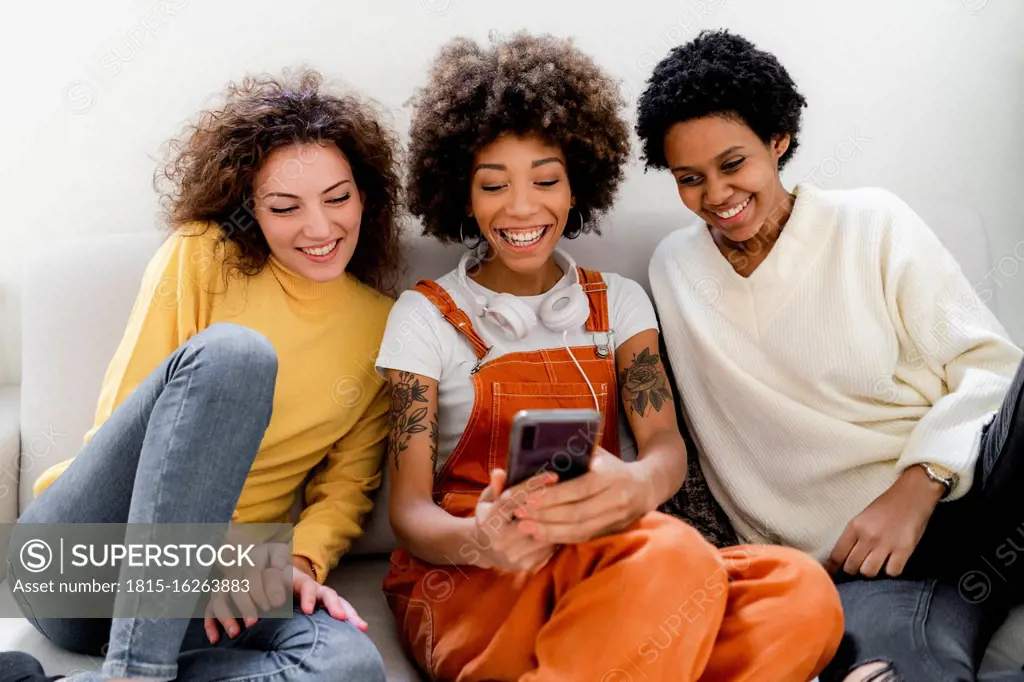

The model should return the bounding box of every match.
[1,70,398,682]
[640,29,1024,682]
[376,31,843,682]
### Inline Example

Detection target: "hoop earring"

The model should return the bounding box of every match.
[460,219,483,249]
[564,208,585,239]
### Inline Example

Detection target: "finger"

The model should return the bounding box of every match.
[517,489,612,525]
[247,570,270,612]
[479,469,507,504]
[204,616,220,645]
[502,470,560,505]
[885,547,911,577]
[218,615,241,639]
[269,544,292,569]
[299,577,319,615]
[264,567,289,608]
[520,502,627,545]
[323,590,369,631]
[521,471,606,513]
[826,527,858,574]
[859,547,890,578]
[229,590,259,626]
[338,596,368,630]
[319,588,350,622]
[210,593,242,639]
[843,540,871,576]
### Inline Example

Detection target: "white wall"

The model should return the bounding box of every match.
[1,0,1022,384]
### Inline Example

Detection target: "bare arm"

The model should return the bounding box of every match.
[385,370,483,566]
[615,328,689,509]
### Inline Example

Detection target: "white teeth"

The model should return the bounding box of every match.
[499,227,547,246]
[714,198,750,219]
[300,240,339,256]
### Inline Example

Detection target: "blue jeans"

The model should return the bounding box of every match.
[7,324,385,682]
[821,358,1024,682]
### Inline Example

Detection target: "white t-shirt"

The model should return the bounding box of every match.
[376,257,660,474]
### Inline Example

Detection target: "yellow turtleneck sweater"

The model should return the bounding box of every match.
[32,224,394,583]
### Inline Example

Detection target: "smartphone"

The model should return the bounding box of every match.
[506,409,603,488]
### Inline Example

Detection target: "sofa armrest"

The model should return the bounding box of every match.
[0,385,20,582]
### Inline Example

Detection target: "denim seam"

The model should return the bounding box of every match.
[101,658,177,680]
[912,579,955,678]
[208,612,323,682]
[112,365,195,679]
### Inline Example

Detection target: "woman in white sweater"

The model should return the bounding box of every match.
[637,30,1024,682]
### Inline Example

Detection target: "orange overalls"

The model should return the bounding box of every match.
[383,269,844,682]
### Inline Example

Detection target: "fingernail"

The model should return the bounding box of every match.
[228,628,238,637]
[514,507,527,518]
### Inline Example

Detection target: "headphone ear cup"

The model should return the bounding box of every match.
[539,282,590,332]
[484,294,537,341]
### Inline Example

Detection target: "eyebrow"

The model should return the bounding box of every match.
[260,179,351,200]
[472,157,565,174]
[670,146,744,173]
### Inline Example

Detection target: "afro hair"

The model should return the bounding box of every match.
[636,30,807,170]
[405,31,631,243]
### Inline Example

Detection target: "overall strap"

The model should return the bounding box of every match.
[412,280,490,360]
[577,267,610,333]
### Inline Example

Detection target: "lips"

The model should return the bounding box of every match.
[497,226,550,248]
[711,197,750,220]
[298,240,339,257]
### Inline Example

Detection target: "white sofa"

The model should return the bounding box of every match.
[1,197,1023,680]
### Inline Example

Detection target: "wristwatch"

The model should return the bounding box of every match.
[916,462,959,500]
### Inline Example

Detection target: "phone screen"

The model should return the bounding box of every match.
[507,416,601,487]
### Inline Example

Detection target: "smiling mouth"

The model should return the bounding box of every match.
[711,197,751,220]
[497,226,550,248]
[298,240,339,257]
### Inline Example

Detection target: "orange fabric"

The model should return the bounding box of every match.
[385,273,844,681]
[414,279,491,360]
[577,266,610,334]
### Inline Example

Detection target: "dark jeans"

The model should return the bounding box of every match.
[5,324,385,682]
[821,358,1024,682]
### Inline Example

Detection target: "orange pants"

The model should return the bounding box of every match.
[384,512,844,681]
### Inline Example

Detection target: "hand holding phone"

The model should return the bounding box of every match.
[471,468,558,572]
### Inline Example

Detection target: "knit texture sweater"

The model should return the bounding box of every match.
[650,183,1022,560]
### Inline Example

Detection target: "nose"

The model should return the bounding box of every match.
[505,183,539,219]
[304,207,333,241]
[704,175,732,209]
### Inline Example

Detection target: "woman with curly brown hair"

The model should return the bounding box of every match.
[1,70,396,682]
[375,32,844,682]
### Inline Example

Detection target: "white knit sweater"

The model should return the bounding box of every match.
[650,182,1023,561]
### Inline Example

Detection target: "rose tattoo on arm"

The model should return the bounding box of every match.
[387,371,429,469]
[619,347,673,417]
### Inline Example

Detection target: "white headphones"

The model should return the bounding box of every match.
[458,245,591,342]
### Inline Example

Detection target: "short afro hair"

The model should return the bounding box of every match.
[636,30,807,170]
[406,31,631,244]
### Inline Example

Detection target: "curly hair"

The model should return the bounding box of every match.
[155,69,403,294]
[405,31,631,244]
[636,30,807,171]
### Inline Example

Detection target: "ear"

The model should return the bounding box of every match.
[772,134,791,162]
